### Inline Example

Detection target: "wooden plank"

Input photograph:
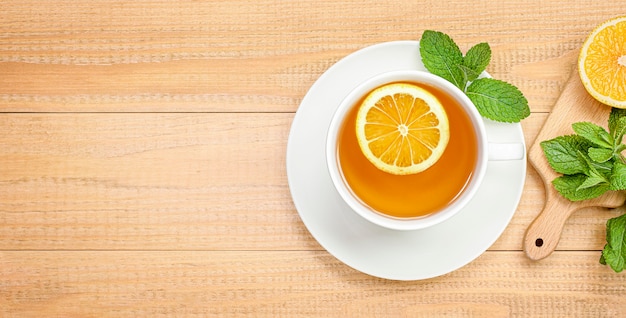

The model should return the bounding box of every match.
[0,112,620,251]
[1,251,624,317]
[0,113,314,250]
[0,0,619,112]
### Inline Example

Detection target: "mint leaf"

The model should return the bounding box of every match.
[458,64,481,85]
[576,151,609,187]
[419,30,465,90]
[580,149,614,179]
[580,151,611,183]
[540,135,590,174]
[588,147,614,163]
[610,161,626,190]
[577,173,608,191]
[572,122,612,149]
[600,253,606,265]
[609,108,626,144]
[466,78,530,123]
[463,42,491,80]
[613,118,626,148]
[552,174,609,201]
[601,213,626,272]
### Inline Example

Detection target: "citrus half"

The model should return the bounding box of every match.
[578,16,626,108]
[355,82,450,175]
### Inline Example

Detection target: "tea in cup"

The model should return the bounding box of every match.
[326,70,524,231]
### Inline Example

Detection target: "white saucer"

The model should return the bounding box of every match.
[286,41,527,281]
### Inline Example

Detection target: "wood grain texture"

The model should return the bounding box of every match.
[0,113,314,250]
[0,0,621,112]
[2,0,626,316]
[1,251,625,317]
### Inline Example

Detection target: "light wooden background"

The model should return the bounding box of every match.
[1,1,626,317]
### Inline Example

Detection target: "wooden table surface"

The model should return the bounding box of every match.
[2,1,625,316]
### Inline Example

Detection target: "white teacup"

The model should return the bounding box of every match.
[326,70,525,231]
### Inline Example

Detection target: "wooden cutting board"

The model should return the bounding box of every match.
[523,69,626,260]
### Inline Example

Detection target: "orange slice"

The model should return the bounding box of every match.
[578,16,626,108]
[355,82,449,175]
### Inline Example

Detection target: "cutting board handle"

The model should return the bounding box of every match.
[523,187,593,260]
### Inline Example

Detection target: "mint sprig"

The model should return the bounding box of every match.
[600,213,626,273]
[419,30,530,123]
[541,107,626,272]
[541,108,626,201]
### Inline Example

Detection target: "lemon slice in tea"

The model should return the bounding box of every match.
[355,82,450,175]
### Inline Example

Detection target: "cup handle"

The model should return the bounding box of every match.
[488,142,525,161]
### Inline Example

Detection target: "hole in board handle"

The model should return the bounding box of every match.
[535,238,544,247]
